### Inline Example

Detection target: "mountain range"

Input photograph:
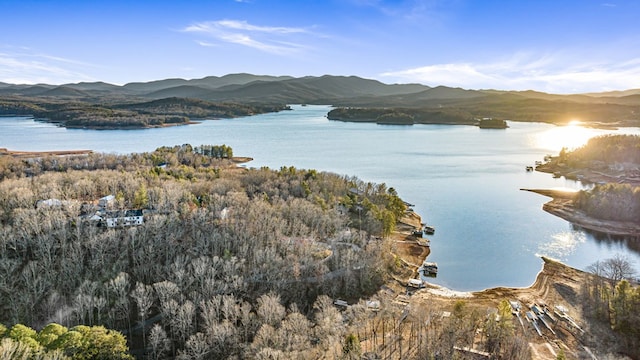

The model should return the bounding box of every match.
[2,73,637,103]
[1,73,639,126]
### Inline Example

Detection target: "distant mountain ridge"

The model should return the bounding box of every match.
[1,73,638,103]
[1,73,639,127]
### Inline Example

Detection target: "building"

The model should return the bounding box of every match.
[104,209,144,228]
[98,195,115,208]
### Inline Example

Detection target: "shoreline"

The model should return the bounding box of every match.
[0,148,93,157]
[63,120,200,130]
[402,254,590,359]
[536,162,640,187]
[522,187,640,237]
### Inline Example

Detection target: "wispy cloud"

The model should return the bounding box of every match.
[0,48,96,84]
[182,20,313,55]
[195,40,217,47]
[213,20,306,34]
[350,0,445,22]
[381,53,640,93]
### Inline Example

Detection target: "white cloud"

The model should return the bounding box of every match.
[214,20,307,34]
[381,53,640,93]
[182,20,312,55]
[0,50,96,84]
[195,40,217,47]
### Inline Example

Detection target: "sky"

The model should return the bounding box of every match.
[1,0,639,94]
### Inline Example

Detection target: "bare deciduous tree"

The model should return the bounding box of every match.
[148,324,170,360]
[256,293,286,328]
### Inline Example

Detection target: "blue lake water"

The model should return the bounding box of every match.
[2,104,639,291]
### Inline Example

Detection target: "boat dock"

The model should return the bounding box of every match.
[420,261,438,276]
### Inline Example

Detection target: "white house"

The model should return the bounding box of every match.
[104,210,144,228]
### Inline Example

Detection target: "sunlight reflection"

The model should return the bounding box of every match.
[537,230,586,260]
[533,123,604,153]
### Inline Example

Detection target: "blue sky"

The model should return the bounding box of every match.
[1,0,639,93]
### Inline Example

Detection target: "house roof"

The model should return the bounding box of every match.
[105,209,143,218]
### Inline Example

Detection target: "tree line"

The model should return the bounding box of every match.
[563,134,640,165]
[192,144,233,159]
[575,183,640,222]
[326,107,475,125]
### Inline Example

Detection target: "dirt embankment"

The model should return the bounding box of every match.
[390,211,430,281]
[410,257,598,360]
[0,148,93,157]
[388,231,596,360]
[386,206,612,359]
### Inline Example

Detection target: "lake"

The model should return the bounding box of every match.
[2,104,639,291]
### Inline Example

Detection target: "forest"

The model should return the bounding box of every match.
[0,145,541,359]
[0,145,396,358]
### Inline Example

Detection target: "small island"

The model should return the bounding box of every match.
[477,117,508,129]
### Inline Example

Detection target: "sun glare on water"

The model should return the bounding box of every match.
[536,230,586,260]
[533,120,606,153]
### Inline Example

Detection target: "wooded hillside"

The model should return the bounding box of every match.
[0,98,288,129]
[0,145,408,358]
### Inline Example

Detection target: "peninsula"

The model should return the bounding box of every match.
[527,134,640,236]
